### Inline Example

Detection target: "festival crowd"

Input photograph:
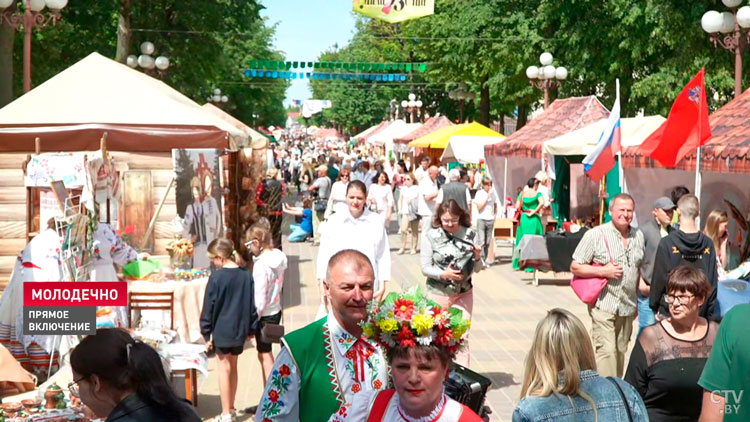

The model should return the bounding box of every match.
[1,131,749,422]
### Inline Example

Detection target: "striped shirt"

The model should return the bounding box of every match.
[572,222,645,316]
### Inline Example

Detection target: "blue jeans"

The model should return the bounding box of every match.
[288,224,310,242]
[637,292,655,338]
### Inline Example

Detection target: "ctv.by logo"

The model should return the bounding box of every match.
[710,390,744,414]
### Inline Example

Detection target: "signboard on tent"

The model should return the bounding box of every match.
[353,0,434,23]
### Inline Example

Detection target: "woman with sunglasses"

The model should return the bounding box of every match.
[199,238,257,422]
[69,328,200,422]
[625,265,718,422]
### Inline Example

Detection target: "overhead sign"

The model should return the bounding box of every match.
[353,0,434,23]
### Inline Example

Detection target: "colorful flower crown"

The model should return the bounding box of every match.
[359,287,470,355]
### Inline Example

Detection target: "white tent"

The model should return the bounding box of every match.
[440,135,503,164]
[543,115,666,156]
[368,120,421,157]
[0,52,248,151]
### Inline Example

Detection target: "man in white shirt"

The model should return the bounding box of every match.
[414,156,431,182]
[474,177,498,264]
[417,166,439,219]
[255,250,388,422]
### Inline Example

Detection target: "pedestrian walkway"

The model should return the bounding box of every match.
[195,221,637,421]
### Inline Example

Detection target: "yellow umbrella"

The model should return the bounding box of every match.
[409,124,466,148]
[409,122,503,149]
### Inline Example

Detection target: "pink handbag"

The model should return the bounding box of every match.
[571,234,612,307]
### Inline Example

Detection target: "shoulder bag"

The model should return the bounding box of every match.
[570,233,612,307]
[606,377,633,422]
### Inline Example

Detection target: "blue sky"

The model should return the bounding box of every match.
[260,1,357,106]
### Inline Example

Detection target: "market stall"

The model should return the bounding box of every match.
[368,119,421,159]
[484,96,609,226]
[393,115,453,159]
[409,121,503,166]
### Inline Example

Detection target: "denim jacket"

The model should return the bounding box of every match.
[513,370,648,422]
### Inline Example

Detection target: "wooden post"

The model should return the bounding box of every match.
[599,178,607,226]
[25,137,42,242]
[100,132,110,222]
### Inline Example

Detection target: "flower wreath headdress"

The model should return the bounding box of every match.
[359,287,470,355]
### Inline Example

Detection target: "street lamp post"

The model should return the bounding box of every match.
[448,83,475,122]
[126,41,170,77]
[526,52,568,108]
[0,0,68,93]
[701,1,750,98]
[400,93,423,123]
[207,88,229,107]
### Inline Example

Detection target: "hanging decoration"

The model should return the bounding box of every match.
[244,69,410,82]
[248,59,427,73]
[353,0,435,23]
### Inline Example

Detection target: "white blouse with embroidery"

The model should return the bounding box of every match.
[255,314,389,422]
[328,389,473,422]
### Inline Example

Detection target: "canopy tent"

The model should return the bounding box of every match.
[357,121,391,143]
[619,88,750,232]
[369,120,421,145]
[543,115,666,156]
[440,135,504,164]
[315,128,345,142]
[201,103,268,149]
[622,87,750,174]
[353,122,383,141]
[540,115,665,225]
[483,96,609,227]
[409,122,503,149]
[0,52,245,152]
[394,115,453,143]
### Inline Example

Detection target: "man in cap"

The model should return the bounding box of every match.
[637,196,675,335]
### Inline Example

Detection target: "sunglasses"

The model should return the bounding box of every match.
[244,239,259,249]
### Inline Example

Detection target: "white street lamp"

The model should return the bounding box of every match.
[126,54,138,68]
[702,4,750,97]
[154,56,170,71]
[140,41,155,56]
[526,52,569,108]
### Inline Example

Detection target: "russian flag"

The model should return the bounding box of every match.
[584,82,621,182]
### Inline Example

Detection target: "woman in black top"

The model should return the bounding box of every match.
[199,238,257,422]
[625,265,718,422]
[70,328,200,422]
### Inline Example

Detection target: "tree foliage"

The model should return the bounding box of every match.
[311,0,742,131]
[0,0,287,126]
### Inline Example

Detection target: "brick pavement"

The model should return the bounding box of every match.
[196,223,638,421]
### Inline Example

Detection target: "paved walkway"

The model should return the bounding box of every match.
[195,220,637,421]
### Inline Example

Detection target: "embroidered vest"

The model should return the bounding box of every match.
[283,317,343,422]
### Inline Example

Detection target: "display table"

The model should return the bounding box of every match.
[544,228,588,272]
[517,230,588,286]
[127,277,208,344]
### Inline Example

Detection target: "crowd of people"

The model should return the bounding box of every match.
[34,134,749,422]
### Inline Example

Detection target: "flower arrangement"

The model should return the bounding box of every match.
[360,287,470,355]
[117,224,135,245]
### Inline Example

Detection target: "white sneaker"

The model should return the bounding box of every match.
[217,413,233,422]
[397,248,405,254]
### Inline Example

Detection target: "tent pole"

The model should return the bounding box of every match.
[599,178,606,226]
[695,146,702,219]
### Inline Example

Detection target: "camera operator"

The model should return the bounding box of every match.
[420,199,482,367]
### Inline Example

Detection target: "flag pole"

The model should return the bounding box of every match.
[616,79,624,191]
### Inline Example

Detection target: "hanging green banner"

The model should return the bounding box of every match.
[353,0,434,23]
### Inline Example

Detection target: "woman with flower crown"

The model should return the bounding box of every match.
[328,289,482,422]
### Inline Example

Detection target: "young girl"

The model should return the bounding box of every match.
[199,239,256,422]
[246,224,287,385]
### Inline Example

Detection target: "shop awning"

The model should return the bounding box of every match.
[0,52,244,152]
[441,135,504,164]
[394,115,453,143]
[543,115,665,156]
[358,121,391,143]
[409,122,503,149]
[486,96,609,159]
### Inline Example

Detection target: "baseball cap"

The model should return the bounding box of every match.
[534,171,549,183]
[653,196,676,210]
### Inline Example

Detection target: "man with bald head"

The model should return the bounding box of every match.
[255,250,388,422]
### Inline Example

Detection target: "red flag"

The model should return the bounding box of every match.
[639,68,711,168]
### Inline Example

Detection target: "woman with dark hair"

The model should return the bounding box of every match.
[367,171,394,227]
[512,177,544,270]
[69,328,200,422]
[625,265,718,422]
[420,199,481,367]
[327,289,481,422]
[317,180,390,305]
